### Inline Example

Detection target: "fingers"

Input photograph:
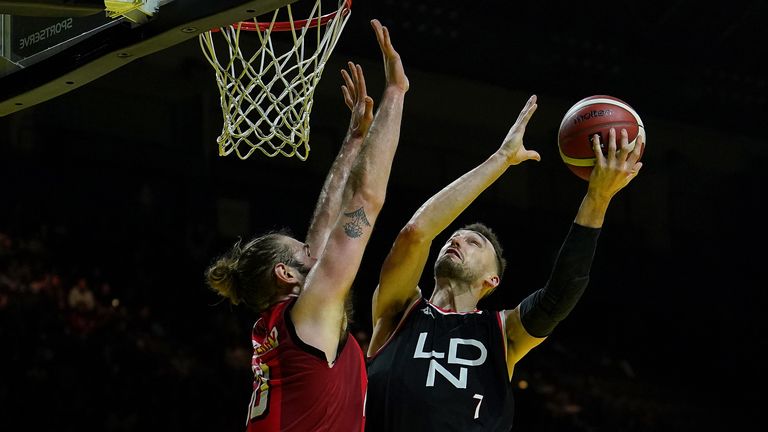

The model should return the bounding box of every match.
[591,133,606,165]
[593,128,644,188]
[371,19,385,51]
[513,95,537,124]
[371,19,394,56]
[606,128,618,162]
[341,85,353,109]
[526,94,537,109]
[371,19,382,32]
[371,18,409,92]
[506,95,537,139]
[341,67,355,108]
[341,76,355,107]
[355,63,367,98]
[341,67,353,89]
[364,96,374,113]
[347,61,359,91]
[341,62,370,110]
[593,127,644,165]
[499,95,540,165]
[617,128,631,160]
[521,95,538,125]
[526,150,542,162]
[627,131,644,165]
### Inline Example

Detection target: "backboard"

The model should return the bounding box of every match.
[0,0,296,116]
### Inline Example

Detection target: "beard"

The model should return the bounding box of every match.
[434,255,477,283]
[296,262,312,277]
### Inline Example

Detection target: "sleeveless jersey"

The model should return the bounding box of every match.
[247,298,367,431]
[366,298,515,432]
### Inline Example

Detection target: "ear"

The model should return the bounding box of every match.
[481,274,500,298]
[274,263,301,285]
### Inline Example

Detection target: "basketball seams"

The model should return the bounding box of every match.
[558,120,639,141]
[562,97,641,122]
[558,95,645,181]
[558,150,596,167]
[559,132,642,164]
[559,98,642,153]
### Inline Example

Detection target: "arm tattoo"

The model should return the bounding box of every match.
[342,207,371,238]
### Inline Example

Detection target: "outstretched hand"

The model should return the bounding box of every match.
[341,62,374,138]
[499,95,541,165]
[588,128,644,199]
[371,19,409,93]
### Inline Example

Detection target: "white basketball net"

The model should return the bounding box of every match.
[199,0,351,160]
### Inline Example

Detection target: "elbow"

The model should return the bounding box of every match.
[359,186,386,213]
[346,171,386,213]
[341,179,384,218]
[398,222,431,244]
[345,185,385,216]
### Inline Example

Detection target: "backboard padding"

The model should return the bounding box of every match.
[0,0,296,116]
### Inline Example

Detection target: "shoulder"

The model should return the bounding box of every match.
[499,307,521,333]
[252,299,294,335]
[261,297,294,319]
[367,297,426,359]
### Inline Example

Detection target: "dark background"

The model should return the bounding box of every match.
[1,1,766,431]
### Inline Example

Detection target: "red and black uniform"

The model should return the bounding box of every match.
[247,298,367,432]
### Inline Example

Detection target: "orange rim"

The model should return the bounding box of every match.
[212,0,352,32]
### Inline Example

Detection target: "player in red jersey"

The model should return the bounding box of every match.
[204,19,409,432]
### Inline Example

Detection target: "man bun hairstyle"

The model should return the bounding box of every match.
[205,229,295,312]
[205,251,241,303]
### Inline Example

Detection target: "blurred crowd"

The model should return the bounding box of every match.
[0,220,710,432]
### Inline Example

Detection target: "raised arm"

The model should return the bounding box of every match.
[368,96,540,355]
[304,62,375,258]
[575,127,643,228]
[504,127,645,377]
[291,19,409,361]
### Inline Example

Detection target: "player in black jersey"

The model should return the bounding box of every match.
[365,95,644,431]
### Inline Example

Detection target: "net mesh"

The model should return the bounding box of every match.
[199,0,351,160]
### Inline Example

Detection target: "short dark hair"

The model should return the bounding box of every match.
[462,222,506,281]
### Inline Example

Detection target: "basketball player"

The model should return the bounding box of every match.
[205,19,408,431]
[365,95,644,431]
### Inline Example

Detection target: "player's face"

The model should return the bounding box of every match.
[434,230,496,283]
[282,236,316,277]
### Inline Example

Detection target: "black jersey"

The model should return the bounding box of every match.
[366,298,515,432]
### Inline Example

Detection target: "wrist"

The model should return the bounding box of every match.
[575,193,610,228]
[492,148,520,168]
[585,187,614,204]
[345,125,367,141]
[383,85,407,97]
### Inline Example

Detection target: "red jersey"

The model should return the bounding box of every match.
[246,298,367,431]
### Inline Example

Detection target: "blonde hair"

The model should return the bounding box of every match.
[205,231,295,312]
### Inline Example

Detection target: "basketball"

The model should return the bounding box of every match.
[557,95,645,181]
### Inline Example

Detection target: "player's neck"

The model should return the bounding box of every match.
[430,279,480,312]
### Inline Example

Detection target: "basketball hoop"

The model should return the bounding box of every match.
[199,0,352,160]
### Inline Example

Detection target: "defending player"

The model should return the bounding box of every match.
[205,20,408,431]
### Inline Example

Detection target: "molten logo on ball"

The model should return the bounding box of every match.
[558,95,645,181]
[572,109,614,125]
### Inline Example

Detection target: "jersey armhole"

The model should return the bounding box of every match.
[284,299,348,362]
[498,310,509,362]
[496,310,512,382]
[367,297,424,361]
